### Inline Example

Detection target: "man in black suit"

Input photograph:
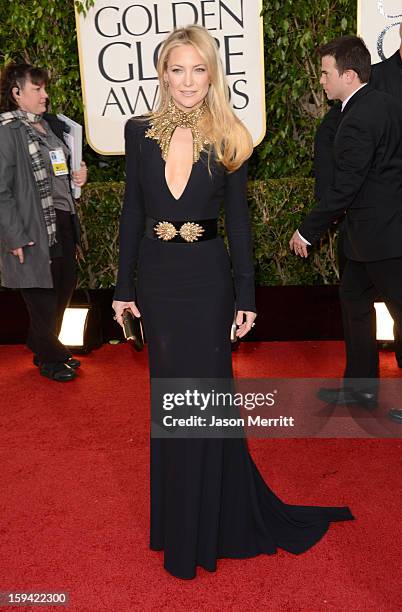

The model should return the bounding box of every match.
[313,29,402,423]
[290,35,402,413]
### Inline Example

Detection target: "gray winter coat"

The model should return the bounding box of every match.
[0,117,76,288]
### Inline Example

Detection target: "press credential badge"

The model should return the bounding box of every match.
[49,149,68,176]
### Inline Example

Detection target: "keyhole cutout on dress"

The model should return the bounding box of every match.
[164,127,194,201]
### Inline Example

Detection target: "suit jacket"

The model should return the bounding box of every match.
[299,86,402,262]
[314,103,342,202]
[371,49,402,98]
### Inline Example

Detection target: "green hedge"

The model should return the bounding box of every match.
[258,0,356,179]
[76,179,339,289]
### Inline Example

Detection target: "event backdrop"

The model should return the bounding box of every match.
[76,0,265,155]
[358,0,402,61]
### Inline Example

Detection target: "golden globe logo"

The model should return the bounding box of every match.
[358,0,402,62]
[76,0,265,155]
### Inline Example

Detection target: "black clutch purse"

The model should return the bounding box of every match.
[122,309,144,351]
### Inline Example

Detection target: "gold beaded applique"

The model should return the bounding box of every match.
[154,221,205,243]
[179,222,205,242]
[154,221,178,241]
[145,98,209,163]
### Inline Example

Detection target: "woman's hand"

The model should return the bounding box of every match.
[11,241,35,264]
[72,161,88,187]
[112,300,141,327]
[235,310,257,338]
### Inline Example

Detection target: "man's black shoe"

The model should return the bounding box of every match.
[33,355,81,369]
[39,362,77,382]
[317,388,355,404]
[388,409,402,423]
[317,387,377,409]
[64,357,81,369]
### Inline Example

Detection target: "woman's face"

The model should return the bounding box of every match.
[14,78,48,115]
[164,44,210,112]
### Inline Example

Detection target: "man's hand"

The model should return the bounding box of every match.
[289,231,309,258]
[11,241,35,264]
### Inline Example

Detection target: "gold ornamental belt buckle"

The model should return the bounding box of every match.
[154,221,205,243]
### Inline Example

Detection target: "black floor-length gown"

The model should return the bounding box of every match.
[114,118,354,580]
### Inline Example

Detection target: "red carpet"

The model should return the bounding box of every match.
[0,342,401,611]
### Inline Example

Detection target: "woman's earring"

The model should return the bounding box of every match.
[164,80,171,101]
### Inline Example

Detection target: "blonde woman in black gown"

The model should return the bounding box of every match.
[112,25,354,580]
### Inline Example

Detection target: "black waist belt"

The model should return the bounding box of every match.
[145,217,218,243]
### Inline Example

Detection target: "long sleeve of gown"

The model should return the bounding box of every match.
[224,161,256,313]
[114,120,145,302]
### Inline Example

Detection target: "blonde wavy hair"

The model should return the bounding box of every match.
[151,25,253,172]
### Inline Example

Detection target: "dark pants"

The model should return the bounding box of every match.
[337,228,402,363]
[340,257,402,392]
[21,210,77,364]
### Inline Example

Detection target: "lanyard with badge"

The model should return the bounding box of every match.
[49,148,69,176]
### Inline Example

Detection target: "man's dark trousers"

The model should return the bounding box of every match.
[340,257,402,392]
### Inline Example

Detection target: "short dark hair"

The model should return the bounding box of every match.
[318,36,371,83]
[0,63,49,112]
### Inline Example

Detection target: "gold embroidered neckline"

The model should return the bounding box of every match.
[145,98,209,163]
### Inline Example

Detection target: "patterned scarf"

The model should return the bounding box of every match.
[0,109,57,246]
[145,98,209,163]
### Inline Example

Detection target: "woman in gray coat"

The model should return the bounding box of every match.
[0,63,87,381]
